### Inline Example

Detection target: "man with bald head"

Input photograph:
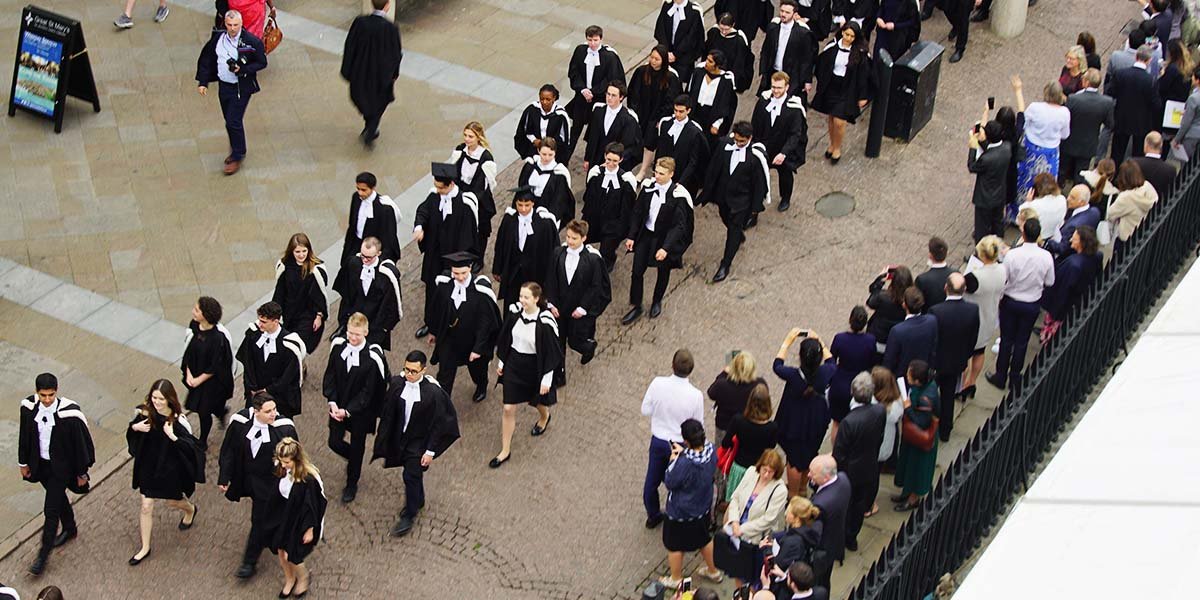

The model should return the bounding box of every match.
[1045,185,1101,258]
[807,454,849,588]
[1131,131,1179,200]
[930,272,980,441]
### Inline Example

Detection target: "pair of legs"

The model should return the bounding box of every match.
[717,205,749,272]
[973,205,1004,242]
[666,542,717,582]
[133,495,196,560]
[560,313,599,363]
[785,464,809,499]
[642,436,672,521]
[496,403,550,462]
[771,164,796,210]
[361,108,385,144]
[827,115,849,159]
[436,353,490,397]
[241,494,271,574]
[629,233,671,308]
[217,82,251,162]
[37,470,76,563]
[935,370,962,442]
[845,477,879,549]
[327,419,368,493]
[962,348,986,392]
[277,551,310,596]
[992,296,1042,391]
[599,238,621,271]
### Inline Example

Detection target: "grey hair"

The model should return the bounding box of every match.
[850,371,874,404]
[224,9,243,21]
[1135,44,1154,64]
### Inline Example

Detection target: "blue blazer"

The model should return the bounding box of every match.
[883,314,938,377]
[1046,206,1101,258]
[1042,252,1103,321]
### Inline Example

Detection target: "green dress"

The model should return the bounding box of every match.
[894,381,940,497]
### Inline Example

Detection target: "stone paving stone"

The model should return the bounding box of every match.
[76,301,162,345]
[28,285,110,325]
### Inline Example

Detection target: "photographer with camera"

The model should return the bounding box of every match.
[195,10,268,176]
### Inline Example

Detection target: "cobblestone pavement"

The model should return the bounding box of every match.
[0,0,1134,598]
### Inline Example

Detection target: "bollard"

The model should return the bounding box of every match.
[991,0,1028,38]
[865,49,894,158]
[362,0,397,21]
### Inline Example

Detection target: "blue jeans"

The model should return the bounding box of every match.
[643,436,672,519]
[218,82,251,160]
[994,296,1041,390]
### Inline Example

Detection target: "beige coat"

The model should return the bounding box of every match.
[1108,181,1159,242]
[723,466,788,544]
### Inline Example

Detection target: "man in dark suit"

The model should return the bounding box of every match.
[1131,131,1178,200]
[929,273,980,441]
[1107,45,1161,165]
[808,454,850,589]
[915,236,954,310]
[757,0,816,96]
[967,120,1011,241]
[883,288,938,379]
[831,373,886,553]
[428,252,501,401]
[1144,0,1173,43]
[1060,69,1114,187]
[923,0,973,63]
[1045,184,1102,258]
[195,10,268,175]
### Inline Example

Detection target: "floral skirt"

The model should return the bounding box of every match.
[1010,140,1060,222]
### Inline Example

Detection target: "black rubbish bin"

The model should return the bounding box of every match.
[884,41,945,142]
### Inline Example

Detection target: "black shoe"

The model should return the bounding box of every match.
[824,150,833,159]
[949,50,964,63]
[390,514,415,537]
[947,30,957,41]
[580,343,596,365]
[341,486,357,503]
[621,306,643,325]
[645,514,665,529]
[488,454,510,469]
[970,9,989,21]
[29,555,47,576]
[889,493,907,503]
[777,198,790,212]
[845,539,859,552]
[984,372,1006,389]
[128,548,151,566]
[649,302,663,319]
[830,154,841,165]
[712,265,730,283]
[920,9,934,21]
[179,503,197,530]
[236,563,256,579]
[279,589,291,599]
[415,325,430,338]
[472,386,487,403]
[960,384,976,402]
[894,500,919,512]
[744,213,758,230]
[531,413,552,436]
[53,529,77,547]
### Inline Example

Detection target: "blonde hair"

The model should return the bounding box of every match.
[347,312,369,330]
[1017,206,1040,224]
[1066,45,1086,74]
[274,437,320,482]
[786,496,821,526]
[976,235,1002,262]
[656,156,676,173]
[464,121,491,150]
[728,351,758,384]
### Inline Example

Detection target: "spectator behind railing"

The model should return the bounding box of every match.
[1107,160,1160,256]
[1040,226,1104,343]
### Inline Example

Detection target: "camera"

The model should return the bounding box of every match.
[227,56,246,72]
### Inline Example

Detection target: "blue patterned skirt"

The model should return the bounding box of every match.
[1010,140,1060,222]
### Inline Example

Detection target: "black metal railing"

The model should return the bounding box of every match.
[849,159,1200,600]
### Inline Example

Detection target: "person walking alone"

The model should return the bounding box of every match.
[341,0,403,147]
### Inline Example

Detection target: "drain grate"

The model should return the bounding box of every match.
[815,192,855,218]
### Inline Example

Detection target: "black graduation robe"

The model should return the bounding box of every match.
[496,306,566,389]
[514,102,572,160]
[687,68,739,140]
[236,323,306,417]
[333,256,403,350]
[265,473,326,563]
[654,1,707,77]
[339,13,403,119]
[797,0,834,40]
[218,409,298,501]
[181,321,235,416]
[584,104,643,170]
[492,206,561,305]
[627,180,696,269]
[704,27,755,93]
[627,65,684,141]
[544,244,613,319]
[450,144,499,246]
[651,116,712,190]
[566,44,626,121]
[582,166,639,243]
[701,141,771,214]
[18,396,95,490]
[830,0,880,37]
[127,411,205,499]
[372,376,461,467]
[758,19,819,96]
[323,338,389,433]
[812,39,872,123]
[429,273,502,367]
[413,187,480,284]
[335,191,402,294]
[272,260,329,354]
[751,92,810,170]
[715,0,776,41]
[517,158,576,226]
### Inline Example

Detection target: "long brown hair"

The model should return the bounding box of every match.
[642,45,673,90]
[283,233,322,280]
[141,379,183,425]
[274,437,320,482]
[871,366,900,407]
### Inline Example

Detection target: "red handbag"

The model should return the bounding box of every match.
[716,435,739,475]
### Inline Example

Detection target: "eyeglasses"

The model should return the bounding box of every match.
[402,367,423,376]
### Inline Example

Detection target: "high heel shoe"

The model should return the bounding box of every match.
[128,548,151,566]
[824,150,833,159]
[960,385,977,402]
[179,502,198,530]
[830,154,841,165]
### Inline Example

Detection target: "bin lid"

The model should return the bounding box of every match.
[897,40,945,71]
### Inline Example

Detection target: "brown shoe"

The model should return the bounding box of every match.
[223,160,241,175]
[223,155,235,165]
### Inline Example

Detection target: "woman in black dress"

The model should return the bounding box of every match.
[271,233,329,354]
[517,138,576,226]
[126,379,205,565]
[181,296,234,448]
[267,437,327,598]
[629,45,683,179]
[452,121,500,260]
[490,282,564,468]
[812,22,871,164]
[773,329,835,496]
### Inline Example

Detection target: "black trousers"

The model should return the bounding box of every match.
[947,0,972,52]
[1058,151,1093,188]
[328,418,369,489]
[994,296,1042,391]
[935,370,961,442]
[772,165,796,206]
[400,454,425,519]
[844,474,878,548]
[599,238,621,270]
[362,107,385,138]
[242,493,271,566]
[565,93,591,163]
[1111,130,1147,166]
[630,231,671,306]
[973,205,1004,242]
[560,313,598,358]
[422,282,436,328]
[37,463,76,559]
[436,352,490,395]
[718,204,750,268]
[217,82,250,160]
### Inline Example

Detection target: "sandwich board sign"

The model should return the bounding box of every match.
[8,5,101,133]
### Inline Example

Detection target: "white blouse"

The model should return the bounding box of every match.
[832,42,851,77]
[459,145,483,184]
[528,161,556,196]
[697,74,720,106]
[279,470,295,499]
[510,310,539,354]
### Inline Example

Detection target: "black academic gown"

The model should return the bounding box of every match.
[758,19,818,96]
[751,92,810,170]
[584,105,643,170]
[127,411,205,500]
[687,68,739,142]
[703,27,755,93]
[514,102,572,160]
[715,0,775,41]
[651,116,711,191]
[339,13,403,119]
[628,65,684,142]
[566,44,626,141]
[627,181,696,270]
[654,1,707,78]
[372,376,461,467]
[812,40,872,123]
[492,206,561,305]
[18,396,95,489]
[545,245,612,368]
[335,192,402,292]
[451,144,499,252]
[322,340,389,434]
[236,324,305,417]
[496,306,567,394]
[582,166,640,243]
[265,473,326,564]
[217,409,299,502]
[181,321,235,416]
[272,260,329,354]
[517,159,576,226]
[332,257,403,350]
[414,187,481,284]
[702,141,771,214]
[429,274,502,369]
[830,0,880,38]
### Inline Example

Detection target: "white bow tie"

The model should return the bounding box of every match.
[438,195,453,217]
[518,214,534,235]
[602,169,620,189]
[451,281,468,306]
[585,49,600,65]
[667,3,686,17]
[256,331,278,358]
[727,145,747,172]
[340,342,364,370]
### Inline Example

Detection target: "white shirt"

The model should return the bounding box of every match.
[602,166,621,190]
[640,375,704,442]
[1023,101,1072,149]
[774,21,794,71]
[340,340,365,371]
[766,95,785,125]
[668,1,688,42]
[35,400,58,461]
[538,107,554,138]
[508,310,555,388]
[727,143,747,174]
[646,184,668,230]
[451,279,469,308]
[356,192,376,238]
[400,381,421,433]
[279,470,295,498]
[1026,194,1068,243]
[584,47,601,89]
[697,74,720,107]
[517,213,534,251]
[528,161,555,196]
[1003,242,1056,302]
[360,261,377,296]
[565,246,582,284]
[667,117,688,142]
[247,417,270,458]
[458,146,483,184]
[438,185,457,219]
[603,105,620,134]
[216,33,241,85]
[833,41,851,77]
[815,472,840,495]
[256,328,280,360]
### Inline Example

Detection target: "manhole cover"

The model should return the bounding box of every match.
[816,192,855,218]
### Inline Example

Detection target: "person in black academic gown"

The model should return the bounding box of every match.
[428,252,502,402]
[218,392,298,579]
[236,302,305,418]
[797,0,834,41]
[340,0,403,146]
[334,171,401,293]
[688,51,740,149]
[812,22,872,162]
[372,351,460,536]
[452,122,500,265]
[584,81,643,172]
[334,237,403,350]
[544,220,613,367]
[515,84,572,161]
[715,0,775,42]
[566,26,626,163]
[758,1,818,97]
[323,313,388,503]
[873,0,921,61]
[414,163,480,339]
[492,186,561,306]
[705,15,755,94]
[622,158,696,324]
[752,73,809,212]
[701,121,770,283]
[650,95,711,194]
[265,438,326,598]
[126,379,205,566]
[830,0,880,39]
[490,283,565,469]
[517,138,576,226]
[272,233,329,354]
[583,143,640,269]
[654,0,707,81]
[18,373,95,576]
[628,46,684,177]
[182,296,235,448]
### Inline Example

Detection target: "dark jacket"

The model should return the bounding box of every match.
[968,141,1013,209]
[1130,155,1178,201]
[708,372,768,431]
[429,273,502,364]
[236,324,305,416]
[514,102,571,160]
[715,0,774,41]
[1045,205,1102,258]
[339,13,403,118]
[333,257,403,350]
[18,396,95,488]
[195,29,267,96]
[582,166,639,241]
[217,409,298,501]
[492,206,561,305]
[704,27,755,92]
[831,403,886,495]
[127,411,206,497]
[1041,252,1103,321]
[627,180,696,269]
[929,298,981,374]
[866,275,906,345]
[414,187,480,283]
[651,117,711,189]
[883,314,938,377]
[751,92,809,171]
[272,260,329,354]
[1107,65,1161,135]
[701,141,770,214]
[338,192,402,268]
[664,443,716,520]
[758,19,818,94]
[372,376,461,465]
[567,44,625,107]
[654,1,707,75]
[915,265,954,310]
[544,244,613,317]
[687,68,739,137]
[584,105,642,169]
[322,339,388,432]
[810,472,851,561]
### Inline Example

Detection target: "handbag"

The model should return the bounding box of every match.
[1097,191,1115,246]
[716,435,739,475]
[901,410,938,452]
[263,17,283,54]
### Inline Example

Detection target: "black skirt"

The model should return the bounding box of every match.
[812,73,861,124]
[662,512,712,552]
[502,351,556,407]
